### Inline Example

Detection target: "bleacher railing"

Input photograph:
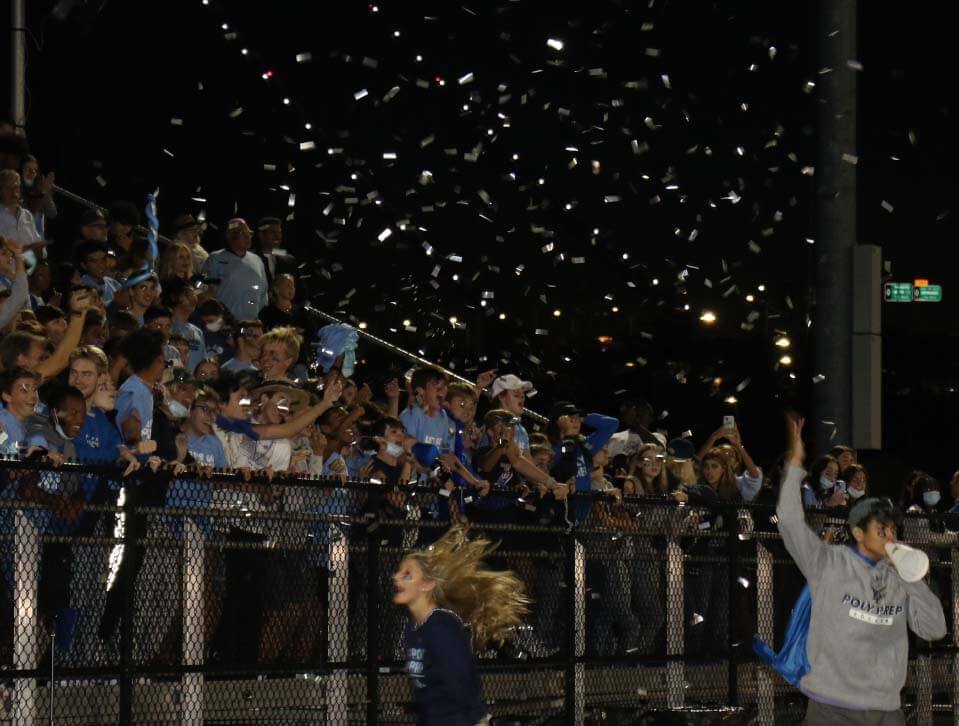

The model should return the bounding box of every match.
[1,459,956,725]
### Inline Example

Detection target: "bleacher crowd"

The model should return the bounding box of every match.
[1,125,958,670]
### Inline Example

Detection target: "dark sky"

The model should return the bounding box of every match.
[11,0,959,483]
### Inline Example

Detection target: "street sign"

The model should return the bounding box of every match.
[914,284,943,302]
[884,282,913,302]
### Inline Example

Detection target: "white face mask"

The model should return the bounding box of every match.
[923,490,941,508]
[819,475,834,490]
[384,441,404,458]
[205,317,224,333]
[847,487,865,500]
[168,399,189,419]
[23,176,35,188]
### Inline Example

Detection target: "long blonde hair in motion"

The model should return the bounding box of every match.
[405,525,530,648]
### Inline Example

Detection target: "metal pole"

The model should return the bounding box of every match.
[665,537,685,709]
[726,506,738,707]
[50,183,551,425]
[755,542,775,725]
[13,511,39,724]
[11,0,27,132]
[814,0,857,452]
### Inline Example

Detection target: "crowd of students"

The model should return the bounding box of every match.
[2,127,958,670]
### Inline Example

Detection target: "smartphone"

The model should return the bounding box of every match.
[834,480,847,494]
[723,415,735,431]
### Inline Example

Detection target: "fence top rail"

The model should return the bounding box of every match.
[3,459,958,547]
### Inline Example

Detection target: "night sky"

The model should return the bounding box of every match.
[12,0,959,486]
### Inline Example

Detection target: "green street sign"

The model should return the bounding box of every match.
[884,282,913,302]
[914,284,943,302]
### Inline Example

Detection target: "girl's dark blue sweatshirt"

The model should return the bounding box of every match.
[404,608,487,726]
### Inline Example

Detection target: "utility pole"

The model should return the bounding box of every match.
[10,0,27,131]
[814,0,858,452]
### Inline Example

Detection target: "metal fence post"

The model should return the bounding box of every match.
[13,510,39,724]
[726,506,739,706]
[666,536,685,709]
[366,534,380,725]
[953,552,959,726]
[573,536,585,725]
[755,541,775,725]
[181,518,205,726]
[327,524,349,725]
[118,485,134,726]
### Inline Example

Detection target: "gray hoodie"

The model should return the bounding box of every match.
[777,464,946,711]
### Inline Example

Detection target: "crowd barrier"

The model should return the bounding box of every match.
[0,459,956,725]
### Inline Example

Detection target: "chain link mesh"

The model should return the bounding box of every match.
[0,462,956,724]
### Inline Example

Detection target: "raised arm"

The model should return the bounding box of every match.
[36,290,91,381]
[776,415,830,582]
[584,413,619,451]
[252,379,343,440]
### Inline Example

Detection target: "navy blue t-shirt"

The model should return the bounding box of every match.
[404,608,487,726]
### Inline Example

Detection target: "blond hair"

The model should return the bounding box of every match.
[69,345,109,374]
[405,526,529,648]
[158,241,195,280]
[260,325,301,361]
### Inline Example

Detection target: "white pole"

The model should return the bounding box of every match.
[181,519,205,726]
[326,526,349,725]
[13,511,39,723]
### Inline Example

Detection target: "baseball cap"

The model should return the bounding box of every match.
[666,437,697,462]
[257,216,282,230]
[847,497,896,530]
[490,374,536,399]
[549,401,586,421]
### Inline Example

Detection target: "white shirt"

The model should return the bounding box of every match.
[0,205,41,270]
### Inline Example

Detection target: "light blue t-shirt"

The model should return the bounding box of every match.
[400,405,456,453]
[172,320,207,373]
[187,433,227,468]
[116,374,153,442]
[0,408,25,454]
[513,422,530,455]
[201,248,269,321]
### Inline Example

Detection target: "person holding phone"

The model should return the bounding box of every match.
[777,414,945,724]
[697,417,763,501]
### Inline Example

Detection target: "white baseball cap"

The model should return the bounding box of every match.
[490,374,536,399]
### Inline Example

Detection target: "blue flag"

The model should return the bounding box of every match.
[752,584,812,687]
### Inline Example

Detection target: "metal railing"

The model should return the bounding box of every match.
[0,459,956,724]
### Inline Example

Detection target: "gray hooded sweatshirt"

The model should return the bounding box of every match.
[777,464,946,711]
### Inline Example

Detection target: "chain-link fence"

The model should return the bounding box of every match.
[1,459,956,724]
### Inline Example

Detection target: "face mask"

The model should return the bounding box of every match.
[23,177,35,188]
[384,441,404,458]
[168,399,189,419]
[205,317,224,333]
[847,487,865,500]
[923,491,941,508]
[819,475,834,490]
